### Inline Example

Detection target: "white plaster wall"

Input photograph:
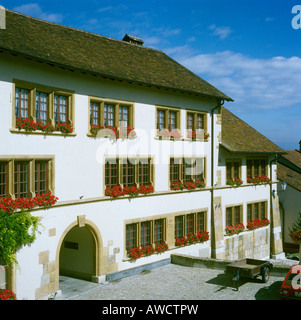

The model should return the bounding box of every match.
[216,185,271,227]
[0,54,215,201]
[278,184,301,244]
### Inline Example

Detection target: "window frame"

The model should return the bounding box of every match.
[246,158,268,178]
[226,159,242,181]
[155,105,181,134]
[225,204,243,226]
[169,157,206,187]
[12,80,74,132]
[88,96,134,134]
[125,218,166,255]
[185,110,207,136]
[247,201,268,221]
[104,157,154,192]
[175,210,208,240]
[0,156,55,198]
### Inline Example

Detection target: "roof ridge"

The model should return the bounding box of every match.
[4,7,163,54]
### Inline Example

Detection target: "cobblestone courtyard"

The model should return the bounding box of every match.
[58,263,285,300]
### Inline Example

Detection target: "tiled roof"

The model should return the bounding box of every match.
[0,9,232,101]
[221,107,284,154]
[277,162,301,192]
[280,150,301,169]
[277,150,301,192]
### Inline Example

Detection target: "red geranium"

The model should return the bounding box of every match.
[0,290,17,300]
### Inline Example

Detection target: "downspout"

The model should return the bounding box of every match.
[210,99,224,258]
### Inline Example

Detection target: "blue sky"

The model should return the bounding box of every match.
[2,0,301,150]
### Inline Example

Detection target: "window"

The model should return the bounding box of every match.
[186,111,205,131]
[105,160,118,188]
[154,219,164,244]
[0,157,54,198]
[170,157,205,185]
[119,105,129,127]
[247,159,267,178]
[13,81,74,131]
[196,212,205,232]
[175,211,207,239]
[175,216,184,239]
[226,160,240,180]
[35,91,48,123]
[105,157,153,191]
[14,161,29,198]
[35,161,48,194]
[126,223,137,252]
[90,102,100,126]
[15,88,29,119]
[122,159,135,187]
[89,98,134,132]
[226,205,242,226]
[104,103,115,127]
[138,159,151,185]
[54,94,68,123]
[156,109,165,130]
[140,221,151,247]
[247,201,267,221]
[156,106,180,132]
[168,111,177,131]
[186,214,194,234]
[170,158,181,183]
[126,218,166,254]
[0,162,8,197]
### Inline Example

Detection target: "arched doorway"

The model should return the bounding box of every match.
[59,225,95,281]
[57,219,103,284]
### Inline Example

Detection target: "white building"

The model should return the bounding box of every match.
[0,8,285,300]
[277,144,301,253]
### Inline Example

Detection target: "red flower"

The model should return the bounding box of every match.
[247,218,270,230]
[0,194,58,215]
[0,290,17,300]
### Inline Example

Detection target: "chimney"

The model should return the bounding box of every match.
[122,34,144,46]
[299,140,301,152]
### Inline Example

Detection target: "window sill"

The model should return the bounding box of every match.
[154,136,209,142]
[10,128,77,137]
[86,133,137,140]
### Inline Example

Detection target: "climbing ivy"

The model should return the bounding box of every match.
[0,194,58,266]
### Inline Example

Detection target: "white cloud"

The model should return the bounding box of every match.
[209,24,232,40]
[13,3,63,23]
[177,50,301,111]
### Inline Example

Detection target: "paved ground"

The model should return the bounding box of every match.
[54,263,287,301]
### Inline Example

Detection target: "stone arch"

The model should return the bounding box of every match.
[54,217,104,289]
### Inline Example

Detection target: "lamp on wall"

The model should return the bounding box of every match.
[272,190,276,198]
[281,181,287,192]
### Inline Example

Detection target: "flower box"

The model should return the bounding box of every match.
[105,184,154,199]
[247,218,270,230]
[0,194,59,214]
[226,177,243,187]
[247,176,271,185]
[127,242,168,260]
[16,118,73,134]
[170,180,205,191]
[157,129,182,140]
[90,125,136,140]
[225,223,245,235]
[187,130,210,141]
[0,289,17,300]
[175,231,209,247]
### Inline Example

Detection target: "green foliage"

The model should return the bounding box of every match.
[289,212,301,233]
[289,211,301,242]
[0,210,41,266]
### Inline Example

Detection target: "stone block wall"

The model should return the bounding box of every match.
[224,227,270,261]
